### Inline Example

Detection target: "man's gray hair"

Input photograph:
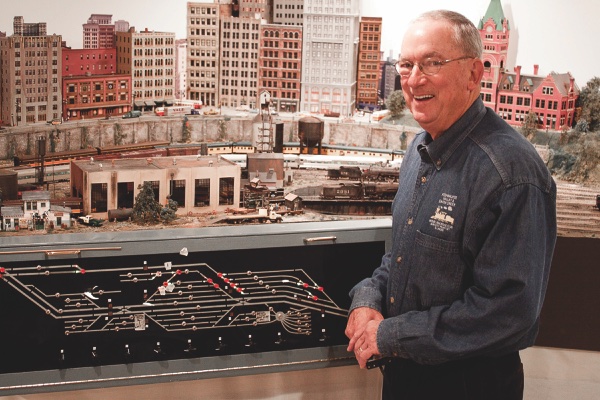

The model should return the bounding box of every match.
[414,10,483,58]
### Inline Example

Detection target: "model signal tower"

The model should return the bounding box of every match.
[256,91,275,153]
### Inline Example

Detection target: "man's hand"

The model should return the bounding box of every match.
[346,307,384,368]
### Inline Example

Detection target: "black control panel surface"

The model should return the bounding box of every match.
[1,243,383,373]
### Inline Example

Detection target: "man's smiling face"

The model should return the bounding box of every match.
[400,19,481,139]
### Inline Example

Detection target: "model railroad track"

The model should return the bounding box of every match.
[12,140,171,168]
[555,181,600,236]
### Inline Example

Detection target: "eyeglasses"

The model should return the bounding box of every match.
[395,56,473,77]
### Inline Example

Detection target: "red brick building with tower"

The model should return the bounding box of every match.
[478,0,579,130]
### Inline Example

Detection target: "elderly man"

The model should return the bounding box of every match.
[345,10,556,399]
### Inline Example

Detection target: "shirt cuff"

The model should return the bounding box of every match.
[377,316,407,358]
[349,286,383,314]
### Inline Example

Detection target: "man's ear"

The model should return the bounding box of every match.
[468,58,485,90]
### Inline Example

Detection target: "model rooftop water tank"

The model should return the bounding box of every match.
[298,116,324,149]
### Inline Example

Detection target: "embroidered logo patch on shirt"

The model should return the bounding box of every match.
[429,193,457,232]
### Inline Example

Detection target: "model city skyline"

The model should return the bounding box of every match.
[0,0,579,130]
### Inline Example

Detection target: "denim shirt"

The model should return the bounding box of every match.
[349,98,557,365]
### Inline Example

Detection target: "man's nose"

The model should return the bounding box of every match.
[405,64,425,85]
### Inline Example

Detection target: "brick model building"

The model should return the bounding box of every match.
[356,17,382,112]
[62,47,132,120]
[479,0,579,129]
[0,17,62,126]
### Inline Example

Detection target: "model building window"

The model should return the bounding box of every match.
[170,179,186,207]
[195,179,210,207]
[219,177,234,206]
[91,183,107,213]
[117,182,135,209]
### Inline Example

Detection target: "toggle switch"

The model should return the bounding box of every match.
[154,341,165,355]
[215,336,227,351]
[184,339,196,353]
[244,334,255,348]
[319,328,328,342]
[275,332,285,345]
[124,344,132,359]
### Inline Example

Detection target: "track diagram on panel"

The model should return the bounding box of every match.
[0,261,347,336]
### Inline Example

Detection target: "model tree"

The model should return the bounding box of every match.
[218,119,227,141]
[113,123,126,146]
[182,116,192,143]
[520,110,539,140]
[160,197,178,223]
[385,90,406,117]
[132,182,162,224]
[578,77,600,132]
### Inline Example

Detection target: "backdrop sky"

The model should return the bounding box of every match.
[0,0,597,86]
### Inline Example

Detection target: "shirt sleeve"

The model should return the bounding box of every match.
[348,250,391,313]
[375,181,556,364]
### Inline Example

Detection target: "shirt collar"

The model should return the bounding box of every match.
[417,98,487,170]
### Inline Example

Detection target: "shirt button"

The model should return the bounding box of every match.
[421,176,427,183]
[396,256,402,263]
[407,218,413,225]
[436,159,442,167]
[390,297,395,304]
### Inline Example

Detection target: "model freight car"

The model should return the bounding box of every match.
[327,166,363,180]
[321,182,398,200]
[321,183,364,200]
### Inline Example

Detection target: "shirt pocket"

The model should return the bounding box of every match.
[409,230,465,309]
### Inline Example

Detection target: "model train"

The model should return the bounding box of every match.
[13,140,171,167]
[327,165,400,182]
[321,182,398,200]
[162,141,405,161]
[13,140,404,173]
[327,166,363,180]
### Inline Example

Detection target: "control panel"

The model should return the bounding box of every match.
[0,220,391,395]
